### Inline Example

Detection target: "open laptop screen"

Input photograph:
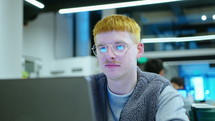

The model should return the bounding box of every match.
[0,77,95,121]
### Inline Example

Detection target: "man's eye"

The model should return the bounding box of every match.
[99,47,107,53]
[116,45,125,51]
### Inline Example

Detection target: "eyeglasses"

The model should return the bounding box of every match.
[91,42,132,56]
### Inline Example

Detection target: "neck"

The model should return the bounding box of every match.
[107,70,137,95]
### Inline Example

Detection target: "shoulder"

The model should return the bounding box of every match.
[138,68,168,82]
[156,85,189,120]
[137,68,170,92]
[159,85,179,100]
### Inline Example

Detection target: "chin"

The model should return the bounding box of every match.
[104,71,123,80]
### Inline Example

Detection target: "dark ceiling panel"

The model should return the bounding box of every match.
[23,0,215,37]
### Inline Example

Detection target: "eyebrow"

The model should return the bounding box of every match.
[96,41,126,45]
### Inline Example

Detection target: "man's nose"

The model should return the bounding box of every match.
[106,46,116,59]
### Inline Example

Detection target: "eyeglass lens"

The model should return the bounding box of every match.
[92,42,129,56]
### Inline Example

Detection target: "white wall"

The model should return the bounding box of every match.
[23,12,55,77]
[0,0,23,79]
[23,12,100,78]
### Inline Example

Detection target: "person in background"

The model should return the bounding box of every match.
[144,58,165,76]
[171,77,185,90]
[171,77,193,116]
[90,14,189,121]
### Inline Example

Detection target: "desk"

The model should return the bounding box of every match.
[190,104,215,121]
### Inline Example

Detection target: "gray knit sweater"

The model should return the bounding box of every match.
[89,67,170,121]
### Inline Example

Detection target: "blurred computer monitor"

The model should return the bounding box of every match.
[178,89,188,98]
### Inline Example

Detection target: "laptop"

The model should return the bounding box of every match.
[0,76,95,121]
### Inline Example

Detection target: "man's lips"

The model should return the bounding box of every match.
[105,64,120,67]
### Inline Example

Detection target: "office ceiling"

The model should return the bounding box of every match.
[116,0,215,37]
[23,0,131,24]
[24,0,215,37]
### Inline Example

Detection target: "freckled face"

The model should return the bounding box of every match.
[95,31,139,80]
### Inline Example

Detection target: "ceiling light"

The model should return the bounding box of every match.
[141,34,215,43]
[201,15,207,21]
[59,0,182,14]
[213,15,215,20]
[25,0,45,9]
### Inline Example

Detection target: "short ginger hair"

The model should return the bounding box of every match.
[93,14,141,44]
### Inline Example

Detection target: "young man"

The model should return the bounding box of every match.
[90,14,189,121]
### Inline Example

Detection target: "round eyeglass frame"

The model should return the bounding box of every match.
[91,42,133,57]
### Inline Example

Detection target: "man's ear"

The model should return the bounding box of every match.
[136,43,144,58]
